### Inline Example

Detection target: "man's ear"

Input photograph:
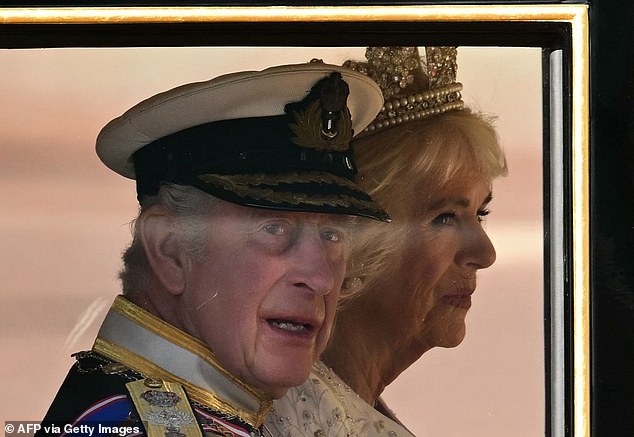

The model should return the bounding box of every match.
[138,205,189,296]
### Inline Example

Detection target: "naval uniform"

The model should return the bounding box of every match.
[39,296,272,437]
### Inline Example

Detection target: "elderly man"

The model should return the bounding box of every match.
[38,62,388,437]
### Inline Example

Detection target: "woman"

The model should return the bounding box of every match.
[266,47,507,436]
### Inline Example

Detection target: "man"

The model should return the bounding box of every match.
[38,62,388,437]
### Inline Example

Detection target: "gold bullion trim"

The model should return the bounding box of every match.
[107,297,273,426]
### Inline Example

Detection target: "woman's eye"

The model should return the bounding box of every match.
[477,208,491,223]
[431,212,456,227]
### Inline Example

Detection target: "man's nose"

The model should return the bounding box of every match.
[287,230,338,295]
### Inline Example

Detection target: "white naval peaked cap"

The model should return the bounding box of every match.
[95,62,390,222]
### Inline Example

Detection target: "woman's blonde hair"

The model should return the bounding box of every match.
[341,109,508,300]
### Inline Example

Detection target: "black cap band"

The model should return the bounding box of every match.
[133,114,357,201]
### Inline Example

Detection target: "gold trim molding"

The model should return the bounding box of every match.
[2,5,587,24]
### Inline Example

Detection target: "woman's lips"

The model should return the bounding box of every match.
[440,288,474,309]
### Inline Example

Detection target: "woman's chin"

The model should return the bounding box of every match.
[437,334,465,348]
[434,321,467,348]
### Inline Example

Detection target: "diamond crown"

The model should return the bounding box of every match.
[343,46,464,135]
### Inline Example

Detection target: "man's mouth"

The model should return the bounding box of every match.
[268,319,313,333]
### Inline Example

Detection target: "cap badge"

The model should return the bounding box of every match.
[288,73,353,152]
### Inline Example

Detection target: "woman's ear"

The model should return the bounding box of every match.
[138,205,189,295]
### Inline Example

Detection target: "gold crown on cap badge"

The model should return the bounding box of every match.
[343,46,464,135]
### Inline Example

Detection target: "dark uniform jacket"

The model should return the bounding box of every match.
[38,296,273,437]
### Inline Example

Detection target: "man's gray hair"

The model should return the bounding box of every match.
[119,183,217,296]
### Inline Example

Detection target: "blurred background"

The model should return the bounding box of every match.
[0,46,543,436]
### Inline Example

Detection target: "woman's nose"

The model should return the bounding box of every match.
[458,221,497,270]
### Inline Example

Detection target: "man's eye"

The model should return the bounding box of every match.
[320,229,343,242]
[263,223,288,236]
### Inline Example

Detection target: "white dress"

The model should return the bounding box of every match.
[265,361,415,436]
